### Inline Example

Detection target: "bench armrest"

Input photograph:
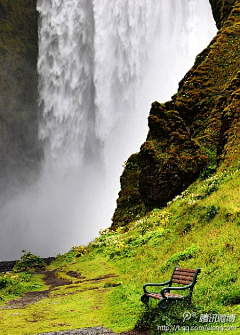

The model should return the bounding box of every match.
[143,280,172,293]
[161,284,192,298]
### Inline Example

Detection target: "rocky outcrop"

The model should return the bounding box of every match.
[112,0,240,228]
[138,103,208,209]
[0,0,40,188]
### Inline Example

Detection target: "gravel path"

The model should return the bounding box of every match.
[36,327,149,335]
[36,327,115,335]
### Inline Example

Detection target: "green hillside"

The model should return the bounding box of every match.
[0,168,239,334]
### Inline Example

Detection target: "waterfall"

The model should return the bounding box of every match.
[38,0,97,173]
[0,0,216,260]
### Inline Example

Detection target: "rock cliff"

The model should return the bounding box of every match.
[112,0,240,228]
[0,0,40,189]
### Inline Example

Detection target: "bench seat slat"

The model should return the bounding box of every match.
[172,274,194,282]
[176,268,196,273]
[174,271,195,278]
[172,278,192,285]
[146,292,182,300]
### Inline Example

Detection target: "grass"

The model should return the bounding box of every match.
[0,168,239,334]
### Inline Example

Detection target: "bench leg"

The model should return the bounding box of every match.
[141,294,149,305]
[158,298,168,309]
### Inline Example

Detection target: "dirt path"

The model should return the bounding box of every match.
[1,270,150,335]
[2,270,121,309]
[1,269,70,309]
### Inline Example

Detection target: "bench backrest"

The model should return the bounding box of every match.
[171,267,201,287]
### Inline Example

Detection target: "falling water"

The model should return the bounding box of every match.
[0,0,216,260]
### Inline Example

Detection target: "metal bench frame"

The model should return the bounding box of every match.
[141,266,201,309]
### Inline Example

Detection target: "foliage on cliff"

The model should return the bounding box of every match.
[112,0,240,228]
[112,154,146,228]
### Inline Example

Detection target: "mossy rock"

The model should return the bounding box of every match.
[138,104,208,208]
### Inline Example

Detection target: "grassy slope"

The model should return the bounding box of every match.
[0,168,239,334]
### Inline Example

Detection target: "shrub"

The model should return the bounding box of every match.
[136,302,200,334]
[13,250,45,273]
[221,286,240,305]
[165,244,200,268]
[206,205,219,221]
[200,165,216,180]
[0,277,8,289]
[71,245,86,257]
[205,179,219,196]
[55,245,86,263]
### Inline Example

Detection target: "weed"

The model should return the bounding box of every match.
[199,165,216,180]
[206,205,220,221]
[205,179,219,196]
[55,245,86,263]
[0,277,8,289]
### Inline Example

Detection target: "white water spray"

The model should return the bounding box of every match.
[0,0,216,260]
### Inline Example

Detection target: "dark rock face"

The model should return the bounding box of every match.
[138,103,208,209]
[209,0,237,29]
[0,0,41,189]
[112,0,240,227]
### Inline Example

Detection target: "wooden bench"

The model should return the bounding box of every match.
[141,266,201,309]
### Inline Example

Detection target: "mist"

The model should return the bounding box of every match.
[0,0,216,261]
